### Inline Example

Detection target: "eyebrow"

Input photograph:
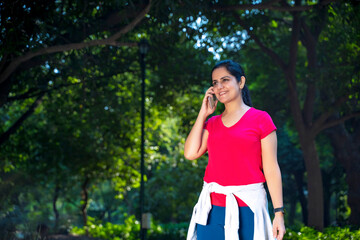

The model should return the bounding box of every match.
[212,76,232,81]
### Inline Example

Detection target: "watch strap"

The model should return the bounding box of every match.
[274,206,285,214]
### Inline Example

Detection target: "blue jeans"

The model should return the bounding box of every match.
[196,205,254,240]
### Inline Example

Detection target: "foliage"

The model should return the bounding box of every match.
[72,218,360,240]
[0,0,359,237]
[71,215,189,240]
[285,226,360,240]
[193,0,360,228]
[147,222,189,240]
[71,215,140,240]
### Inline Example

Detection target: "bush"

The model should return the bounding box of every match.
[71,216,189,240]
[72,218,360,240]
[71,216,140,240]
[147,222,188,240]
[285,226,360,240]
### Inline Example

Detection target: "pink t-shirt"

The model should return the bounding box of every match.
[203,107,277,207]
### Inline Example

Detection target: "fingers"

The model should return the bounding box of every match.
[272,220,286,240]
[276,230,285,240]
[272,225,278,239]
[278,229,285,240]
[213,98,219,109]
[200,87,217,115]
[205,87,215,98]
[273,226,286,240]
[207,86,215,94]
[203,87,216,105]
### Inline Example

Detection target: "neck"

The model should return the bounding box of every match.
[223,97,248,115]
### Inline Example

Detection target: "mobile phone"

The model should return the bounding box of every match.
[208,94,216,109]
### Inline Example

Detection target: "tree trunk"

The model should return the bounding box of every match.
[294,170,308,225]
[284,58,325,229]
[326,123,360,226]
[288,198,296,226]
[322,170,332,227]
[285,70,324,229]
[300,138,324,230]
[347,167,360,226]
[81,177,90,235]
[53,185,60,230]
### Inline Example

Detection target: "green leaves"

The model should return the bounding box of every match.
[285,226,360,240]
[1,0,359,235]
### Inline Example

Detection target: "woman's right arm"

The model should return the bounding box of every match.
[184,87,217,160]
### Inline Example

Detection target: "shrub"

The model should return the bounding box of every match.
[147,222,188,240]
[71,216,188,240]
[285,226,360,239]
[71,216,140,240]
[72,218,360,240]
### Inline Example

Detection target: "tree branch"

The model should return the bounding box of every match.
[303,83,316,127]
[316,112,360,135]
[213,0,336,12]
[105,3,149,28]
[0,1,151,85]
[288,7,301,76]
[300,18,318,66]
[6,70,134,102]
[301,18,317,127]
[7,82,83,102]
[312,95,349,132]
[0,93,45,145]
[232,13,287,71]
[0,53,9,73]
[281,0,307,134]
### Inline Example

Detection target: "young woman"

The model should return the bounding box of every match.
[184,60,286,240]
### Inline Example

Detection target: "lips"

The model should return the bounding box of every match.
[219,91,227,96]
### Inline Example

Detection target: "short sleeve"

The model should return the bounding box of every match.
[204,120,209,130]
[259,111,277,139]
[203,116,215,132]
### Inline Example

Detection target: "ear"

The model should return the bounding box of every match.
[239,76,246,89]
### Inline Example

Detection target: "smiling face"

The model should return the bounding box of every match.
[211,67,245,104]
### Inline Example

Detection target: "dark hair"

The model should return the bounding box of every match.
[211,60,252,107]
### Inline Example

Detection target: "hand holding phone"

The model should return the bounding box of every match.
[208,94,216,109]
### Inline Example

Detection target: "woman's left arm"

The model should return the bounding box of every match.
[261,131,286,240]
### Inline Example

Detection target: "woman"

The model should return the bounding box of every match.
[184,60,286,240]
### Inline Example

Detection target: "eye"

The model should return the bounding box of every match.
[212,81,217,86]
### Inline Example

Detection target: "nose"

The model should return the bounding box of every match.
[215,82,224,89]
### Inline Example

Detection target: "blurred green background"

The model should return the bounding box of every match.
[0,0,359,239]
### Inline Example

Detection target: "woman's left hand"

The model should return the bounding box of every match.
[272,213,286,240]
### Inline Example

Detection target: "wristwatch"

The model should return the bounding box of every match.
[274,207,285,214]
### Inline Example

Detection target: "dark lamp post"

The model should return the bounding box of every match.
[139,38,149,240]
[139,39,149,55]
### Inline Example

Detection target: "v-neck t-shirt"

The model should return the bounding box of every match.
[203,107,277,207]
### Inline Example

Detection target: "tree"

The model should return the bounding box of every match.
[1,0,358,235]
[0,44,146,232]
[326,120,360,225]
[0,0,151,146]
[189,0,359,229]
[0,0,217,233]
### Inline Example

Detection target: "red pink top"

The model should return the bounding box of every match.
[203,107,277,207]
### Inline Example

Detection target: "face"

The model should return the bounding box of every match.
[211,67,245,104]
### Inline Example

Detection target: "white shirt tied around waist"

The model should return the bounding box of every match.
[187,182,275,240]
